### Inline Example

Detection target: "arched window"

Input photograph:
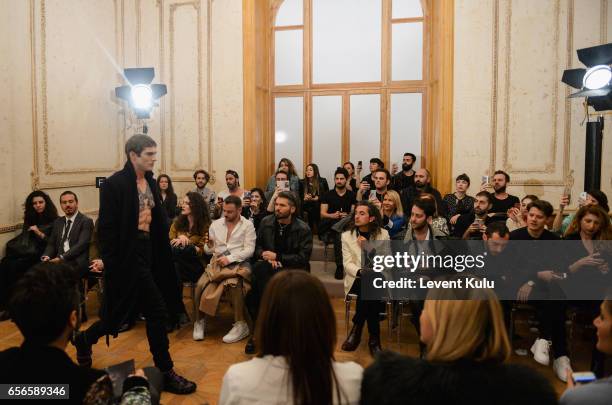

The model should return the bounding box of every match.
[272,0,428,181]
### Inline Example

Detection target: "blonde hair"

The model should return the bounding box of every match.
[424,278,510,363]
[383,190,404,217]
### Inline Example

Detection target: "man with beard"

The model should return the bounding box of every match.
[452,191,496,240]
[192,169,216,215]
[486,170,520,217]
[214,170,246,219]
[244,191,313,354]
[391,152,416,191]
[320,167,356,280]
[73,134,197,395]
[400,168,445,218]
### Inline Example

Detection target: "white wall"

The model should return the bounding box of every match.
[454,0,612,206]
[0,0,243,254]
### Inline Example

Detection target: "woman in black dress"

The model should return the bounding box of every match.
[158,174,179,224]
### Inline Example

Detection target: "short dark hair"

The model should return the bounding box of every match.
[475,191,492,204]
[334,167,349,179]
[275,170,289,179]
[60,190,78,203]
[125,134,157,157]
[276,191,298,208]
[224,195,242,208]
[370,158,384,168]
[522,194,539,203]
[455,173,471,186]
[412,196,436,218]
[527,200,554,217]
[485,222,509,238]
[493,170,510,182]
[404,152,417,161]
[587,189,609,212]
[373,168,391,181]
[8,263,80,345]
[193,169,210,182]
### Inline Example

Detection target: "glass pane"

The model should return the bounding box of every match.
[275,0,303,26]
[275,29,303,85]
[349,94,381,177]
[275,97,304,177]
[390,93,422,167]
[392,22,422,81]
[313,0,382,83]
[392,0,423,18]
[312,96,343,184]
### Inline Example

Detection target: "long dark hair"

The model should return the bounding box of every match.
[256,270,346,405]
[157,174,176,198]
[250,188,266,211]
[23,190,58,227]
[173,192,210,235]
[346,201,383,238]
[278,158,298,178]
[305,163,322,196]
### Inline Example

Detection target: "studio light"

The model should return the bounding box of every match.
[115,67,167,119]
[583,65,612,90]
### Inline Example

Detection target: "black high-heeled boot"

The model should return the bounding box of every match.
[341,323,364,351]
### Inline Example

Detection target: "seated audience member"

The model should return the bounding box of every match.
[553,189,609,234]
[265,158,300,195]
[453,191,496,240]
[343,161,360,191]
[220,271,362,405]
[357,168,391,202]
[442,173,475,231]
[41,191,94,277]
[214,170,246,219]
[377,190,407,239]
[510,200,572,381]
[0,263,162,405]
[506,194,539,232]
[194,196,256,343]
[404,196,448,242]
[299,163,329,232]
[561,296,612,405]
[0,190,58,316]
[484,170,520,219]
[341,201,390,356]
[360,158,384,190]
[158,174,179,224]
[390,152,416,191]
[418,193,449,236]
[241,188,268,231]
[320,167,356,280]
[360,282,557,405]
[400,168,446,218]
[265,170,299,212]
[192,169,217,215]
[245,192,313,354]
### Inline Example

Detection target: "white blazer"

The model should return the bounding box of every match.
[341,229,390,296]
[219,355,363,405]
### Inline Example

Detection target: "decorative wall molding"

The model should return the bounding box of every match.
[30,0,124,190]
[490,0,572,186]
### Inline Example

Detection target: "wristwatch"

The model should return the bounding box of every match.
[527,280,535,287]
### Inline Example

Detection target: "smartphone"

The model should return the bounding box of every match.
[357,161,363,169]
[368,191,378,201]
[244,191,252,199]
[481,175,489,185]
[217,196,224,204]
[579,191,588,204]
[276,180,290,191]
[572,371,596,384]
[473,218,484,227]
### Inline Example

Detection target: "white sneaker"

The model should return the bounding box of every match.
[530,338,551,365]
[222,321,249,343]
[553,356,572,382]
[192,318,206,341]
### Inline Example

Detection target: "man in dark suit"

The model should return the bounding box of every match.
[41,191,93,276]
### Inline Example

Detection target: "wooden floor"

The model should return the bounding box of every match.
[1,287,588,405]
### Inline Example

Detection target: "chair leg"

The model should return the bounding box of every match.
[398,301,404,346]
[191,285,197,322]
[509,307,516,348]
[345,297,351,337]
[386,300,393,342]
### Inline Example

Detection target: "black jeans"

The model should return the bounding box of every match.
[82,237,174,372]
[349,277,384,337]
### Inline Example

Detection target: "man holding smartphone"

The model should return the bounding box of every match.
[452,191,495,240]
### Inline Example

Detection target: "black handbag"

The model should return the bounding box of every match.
[6,229,38,258]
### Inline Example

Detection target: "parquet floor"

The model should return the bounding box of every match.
[0,285,587,405]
